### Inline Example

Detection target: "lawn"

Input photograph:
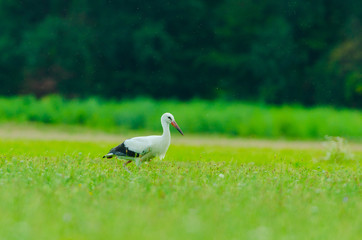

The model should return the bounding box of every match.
[0,129,361,240]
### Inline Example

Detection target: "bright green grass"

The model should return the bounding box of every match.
[0,139,361,240]
[1,95,362,140]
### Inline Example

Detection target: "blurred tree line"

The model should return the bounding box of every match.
[0,0,361,107]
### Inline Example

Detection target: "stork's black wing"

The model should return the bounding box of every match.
[103,142,140,158]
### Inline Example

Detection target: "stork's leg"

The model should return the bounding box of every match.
[123,160,132,174]
[138,153,154,167]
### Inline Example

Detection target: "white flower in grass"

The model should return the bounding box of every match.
[219,173,225,178]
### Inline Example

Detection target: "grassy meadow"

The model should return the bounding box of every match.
[0,96,361,239]
[0,127,361,240]
[1,95,361,140]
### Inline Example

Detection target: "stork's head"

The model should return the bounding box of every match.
[161,113,184,135]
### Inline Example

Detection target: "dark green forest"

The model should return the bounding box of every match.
[0,0,361,107]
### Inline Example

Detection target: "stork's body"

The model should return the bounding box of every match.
[103,113,183,170]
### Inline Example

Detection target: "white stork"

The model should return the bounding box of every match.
[103,113,183,171]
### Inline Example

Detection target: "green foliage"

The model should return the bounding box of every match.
[0,96,361,140]
[0,139,360,239]
[0,0,361,106]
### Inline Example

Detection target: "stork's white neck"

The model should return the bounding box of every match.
[161,120,171,138]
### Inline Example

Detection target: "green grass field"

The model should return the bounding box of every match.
[0,127,361,240]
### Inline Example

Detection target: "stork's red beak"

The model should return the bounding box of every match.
[171,121,184,135]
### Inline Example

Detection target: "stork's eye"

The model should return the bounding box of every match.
[168,116,172,120]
